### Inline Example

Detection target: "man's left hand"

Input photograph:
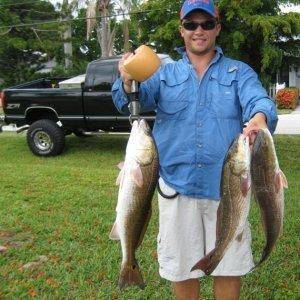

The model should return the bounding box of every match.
[243,113,268,146]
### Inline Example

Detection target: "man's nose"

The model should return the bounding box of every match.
[194,25,205,34]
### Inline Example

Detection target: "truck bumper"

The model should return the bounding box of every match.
[0,115,4,132]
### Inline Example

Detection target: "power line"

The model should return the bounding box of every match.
[0,8,176,30]
[0,1,48,8]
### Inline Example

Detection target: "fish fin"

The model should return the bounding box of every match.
[190,249,217,275]
[279,170,288,189]
[255,247,271,268]
[236,230,244,242]
[116,168,125,186]
[131,165,144,188]
[118,260,145,290]
[240,174,251,197]
[109,221,120,241]
[275,170,288,193]
[136,206,152,248]
[117,161,124,170]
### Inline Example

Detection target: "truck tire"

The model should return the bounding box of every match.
[27,119,65,157]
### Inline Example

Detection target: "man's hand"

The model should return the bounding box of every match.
[119,53,134,93]
[243,113,268,146]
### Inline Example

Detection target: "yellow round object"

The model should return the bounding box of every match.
[123,45,161,82]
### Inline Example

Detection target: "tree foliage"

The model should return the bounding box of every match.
[0,0,61,87]
[133,0,300,87]
[0,0,299,88]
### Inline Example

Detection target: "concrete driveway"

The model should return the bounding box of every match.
[274,106,300,135]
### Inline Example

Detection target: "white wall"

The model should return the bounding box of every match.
[289,66,300,88]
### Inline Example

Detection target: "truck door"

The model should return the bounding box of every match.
[83,59,120,131]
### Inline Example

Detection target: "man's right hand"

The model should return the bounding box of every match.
[119,53,134,93]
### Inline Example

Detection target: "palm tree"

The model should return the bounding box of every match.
[61,0,86,69]
[114,0,140,52]
[86,0,115,58]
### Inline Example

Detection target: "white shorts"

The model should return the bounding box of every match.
[157,178,254,282]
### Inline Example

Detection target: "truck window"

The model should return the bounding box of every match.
[86,62,115,92]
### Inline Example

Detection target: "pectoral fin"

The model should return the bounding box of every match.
[109,221,120,241]
[117,161,124,170]
[236,230,244,242]
[131,165,144,188]
[275,169,288,193]
[116,168,125,186]
[280,170,288,189]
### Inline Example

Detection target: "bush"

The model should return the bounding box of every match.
[276,87,299,109]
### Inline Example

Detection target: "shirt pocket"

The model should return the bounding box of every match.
[209,70,240,119]
[157,100,189,120]
[157,72,190,120]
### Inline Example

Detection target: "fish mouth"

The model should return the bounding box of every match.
[252,129,274,157]
[229,134,248,155]
[138,119,151,136]
[238,134,249,146]
[253,129,270,149]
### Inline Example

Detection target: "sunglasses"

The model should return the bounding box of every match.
[182,20,217,31]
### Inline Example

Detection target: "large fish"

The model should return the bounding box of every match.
[191,134,251,275]
[251,128,287,267]
[109,119,159,289]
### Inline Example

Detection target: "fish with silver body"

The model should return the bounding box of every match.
[251,128,287,268]
[109,119,159,289]
[191,134,252,275]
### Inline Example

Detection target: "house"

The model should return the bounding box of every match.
[36,59,57,74]
[269,53,300,98]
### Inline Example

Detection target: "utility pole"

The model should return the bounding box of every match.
[62,0,73,69]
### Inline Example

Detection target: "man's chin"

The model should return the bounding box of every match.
[190,48,210,56]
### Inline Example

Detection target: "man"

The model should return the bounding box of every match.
[112,0,278,299]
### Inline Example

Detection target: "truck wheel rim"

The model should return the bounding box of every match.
[34,131,52,151]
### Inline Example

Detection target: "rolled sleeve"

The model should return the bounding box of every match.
[112,78,130,115]
[238,63,278,133]
[111,68,161,115]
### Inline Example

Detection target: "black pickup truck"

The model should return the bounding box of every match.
[0,54,172,156]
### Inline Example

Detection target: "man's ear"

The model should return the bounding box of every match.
[216,23,221,37]
[179,25,184,38]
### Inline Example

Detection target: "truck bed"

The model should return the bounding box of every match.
[9,77,71,89]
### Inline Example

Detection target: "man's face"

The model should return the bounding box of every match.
[180,11,221,56]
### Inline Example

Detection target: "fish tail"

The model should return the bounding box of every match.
[190,249,217,275]
[251,247,270,271]
[257,248,270,267]
[118,260,145,290]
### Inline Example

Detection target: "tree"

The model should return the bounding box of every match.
[114,0,140,52]
[86,0,116,58]
[133,0,300,87]
[217,0,300,86]
[0,0,60,87]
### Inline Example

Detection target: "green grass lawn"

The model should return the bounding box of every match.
[0,133,299,299]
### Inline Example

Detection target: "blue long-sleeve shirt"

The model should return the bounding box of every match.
[112,47,278,200]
